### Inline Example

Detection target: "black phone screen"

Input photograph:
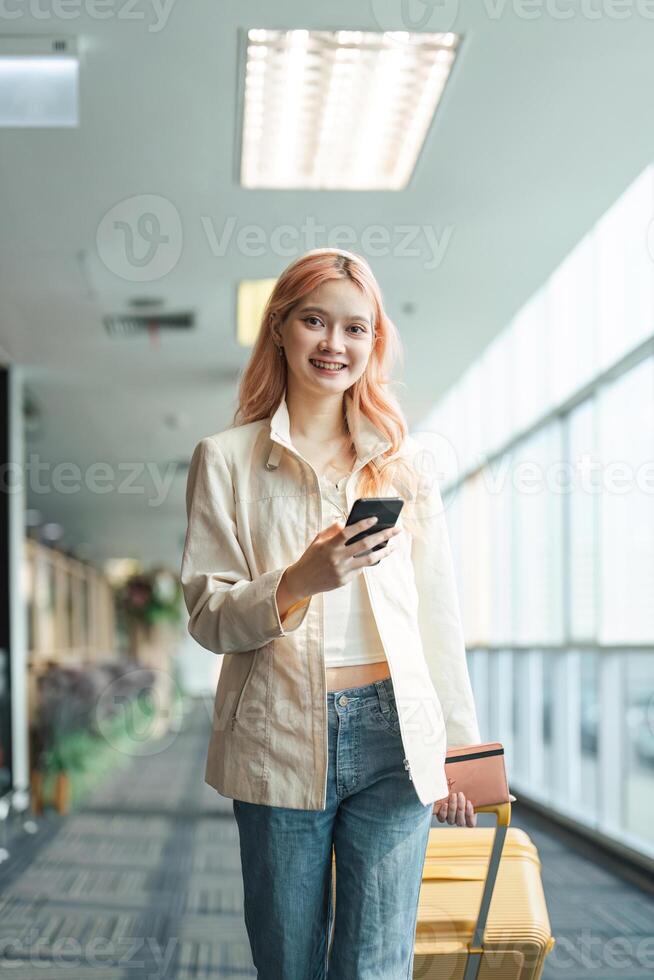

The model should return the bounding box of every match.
[344,497,404,554]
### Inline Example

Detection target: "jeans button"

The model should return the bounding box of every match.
[338,695,348,707]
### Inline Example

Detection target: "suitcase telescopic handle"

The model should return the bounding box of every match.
[463,799,513,980]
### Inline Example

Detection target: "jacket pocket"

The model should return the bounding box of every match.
[230,652,258,729]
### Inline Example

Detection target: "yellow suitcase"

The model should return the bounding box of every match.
[413,801,556,979]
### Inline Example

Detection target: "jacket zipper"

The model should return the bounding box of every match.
[321,589,328,806]
[303,457,329,809]
[318,487,328,809]
[230,655,258,730]
[271,437,330,808]
[361,568,412,781]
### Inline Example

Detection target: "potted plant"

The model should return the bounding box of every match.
[116,566,183,635]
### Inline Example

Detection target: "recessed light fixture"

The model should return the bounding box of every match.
[103,558,142,585]
[239,29,460,190]
[237,278,277,346]
[129,296,165,309]
[0,35,79,127]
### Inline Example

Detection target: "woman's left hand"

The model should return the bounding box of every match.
[433,791,477,827]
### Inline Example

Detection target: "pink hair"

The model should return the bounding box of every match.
[232,249,421,514]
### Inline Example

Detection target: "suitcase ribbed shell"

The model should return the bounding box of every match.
[413,827,555,979]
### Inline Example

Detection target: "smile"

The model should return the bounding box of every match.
[309,359,347,372]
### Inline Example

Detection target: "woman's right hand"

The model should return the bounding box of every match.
[286,516,402,598]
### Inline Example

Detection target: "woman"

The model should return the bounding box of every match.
[181,248,480,979]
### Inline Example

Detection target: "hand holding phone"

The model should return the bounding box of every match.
[283,497,405,599]
[344,497,404,557]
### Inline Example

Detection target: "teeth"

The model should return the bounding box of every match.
[311,360,345,371]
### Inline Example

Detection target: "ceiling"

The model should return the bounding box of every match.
[1,2,653,569]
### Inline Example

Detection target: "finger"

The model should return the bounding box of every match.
[348,536,395,568]
[371,537,396,560]
[451,799,465,826]
[368,542,394,566]
[344,522,398,551]
[364,525,401,549]
[343,517,378,543]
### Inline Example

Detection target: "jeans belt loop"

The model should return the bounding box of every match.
[374,678,390,713]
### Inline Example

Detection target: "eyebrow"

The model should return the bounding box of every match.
[298,306,372,327]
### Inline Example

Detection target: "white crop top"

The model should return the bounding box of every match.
[318,471,388,669]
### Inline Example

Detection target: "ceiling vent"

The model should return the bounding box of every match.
[103,312,195,337]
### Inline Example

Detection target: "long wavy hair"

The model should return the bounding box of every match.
[232,248,423,528]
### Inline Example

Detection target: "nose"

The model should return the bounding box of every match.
[319,329,347,353]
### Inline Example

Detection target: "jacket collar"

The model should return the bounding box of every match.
[265,388,392,471]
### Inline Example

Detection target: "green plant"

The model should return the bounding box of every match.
[116,566,183,629]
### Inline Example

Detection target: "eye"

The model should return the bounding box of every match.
[303,316,366,335]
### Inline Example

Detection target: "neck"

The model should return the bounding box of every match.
[286,384,350,445]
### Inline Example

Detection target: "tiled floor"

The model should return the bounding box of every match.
[1,695,652,978]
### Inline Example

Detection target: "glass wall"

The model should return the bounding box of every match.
[419,163,654,860]
[0,365,10,797]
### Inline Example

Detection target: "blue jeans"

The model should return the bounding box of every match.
[232,676,434,979]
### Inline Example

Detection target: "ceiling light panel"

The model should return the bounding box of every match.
[0,35,79,127]
[240,29,459,191]
[237,278,277,346]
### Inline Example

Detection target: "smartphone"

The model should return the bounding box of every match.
[344,497,404,556]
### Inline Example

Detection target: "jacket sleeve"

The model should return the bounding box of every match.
[180,436,312,655]
[409,447,481,749]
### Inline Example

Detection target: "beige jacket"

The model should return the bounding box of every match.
[180,388,480,810]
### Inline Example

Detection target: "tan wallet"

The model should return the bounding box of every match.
[433,741,517,809]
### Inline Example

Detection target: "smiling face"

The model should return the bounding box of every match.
[272,279,376,395]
